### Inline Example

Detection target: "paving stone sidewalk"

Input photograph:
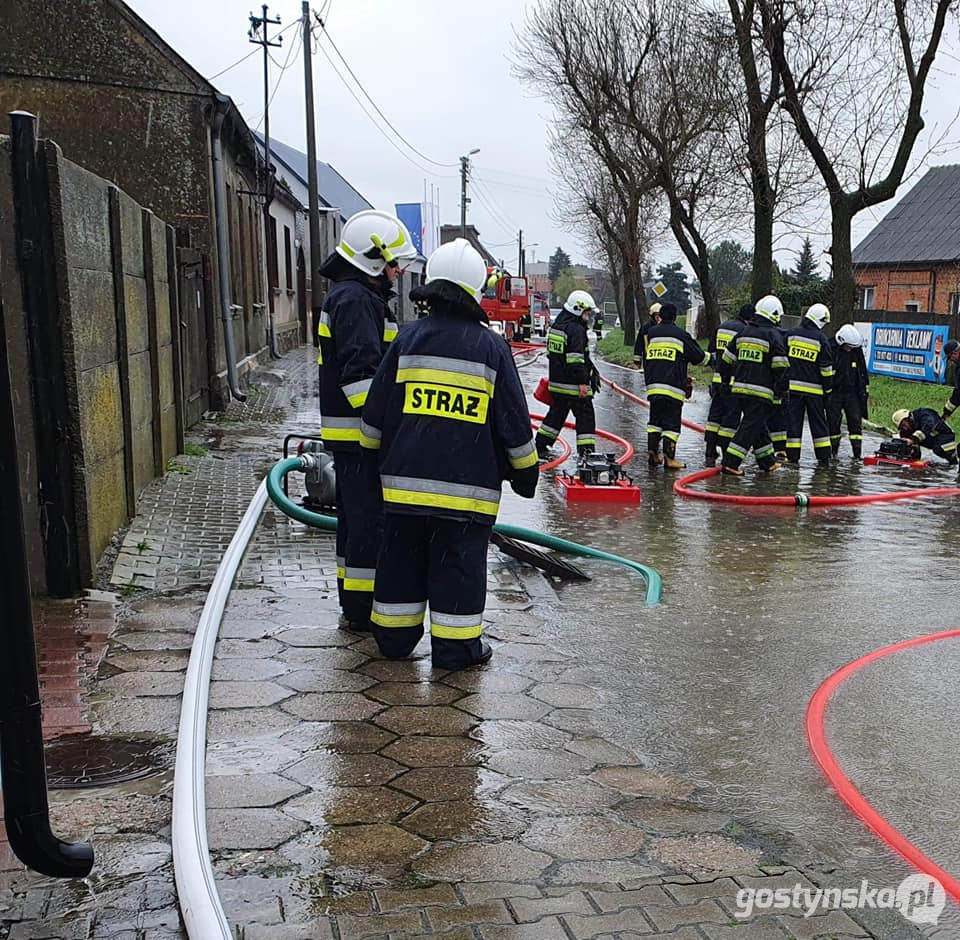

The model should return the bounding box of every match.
[0,348,917,939]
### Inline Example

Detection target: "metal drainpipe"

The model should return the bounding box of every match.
[0,267,94,878]
[211,95,246,402]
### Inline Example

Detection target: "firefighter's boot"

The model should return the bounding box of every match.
[663,440,686,470]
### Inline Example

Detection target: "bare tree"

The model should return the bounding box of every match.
[517,0,750,337]
[759,0,956,323]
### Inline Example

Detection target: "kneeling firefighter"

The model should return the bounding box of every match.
[643,302,711,469]
[359,239,539,669]
[317,210,417,630]
[893,408,958,466]
[536,290,601,458]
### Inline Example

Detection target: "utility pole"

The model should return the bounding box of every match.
[302,1,323,347]
[249,4,282,358]
[518,229,523,276]
[459,149,479,239]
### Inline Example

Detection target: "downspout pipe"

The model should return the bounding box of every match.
[0,266,93,878]
[211,95,246,402]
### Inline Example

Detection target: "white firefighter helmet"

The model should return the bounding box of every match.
[336,209,417,276]
[836,324,863,347]
[754,294,784,325]
[805,303,831,329]
[649,302,663,316]
[424,238,487,301]
[564,289,599,316]
[892,409,911,428]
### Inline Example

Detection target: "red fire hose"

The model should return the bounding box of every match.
[674,466,960,507]
[599,375,706,434]
[529,411,635,469]
[807,630,960,901]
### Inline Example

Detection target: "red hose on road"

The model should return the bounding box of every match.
[806,630,960,902]
[529,411,635,468]
[674,467,960,508]
[599,375,706,434]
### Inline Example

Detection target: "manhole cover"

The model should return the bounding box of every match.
[45,734,174,789]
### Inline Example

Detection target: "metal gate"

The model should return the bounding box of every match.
[176,248,212,427]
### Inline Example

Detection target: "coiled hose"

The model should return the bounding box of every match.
[266,457,663,605]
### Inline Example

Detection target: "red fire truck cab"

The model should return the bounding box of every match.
[480,268,531,342]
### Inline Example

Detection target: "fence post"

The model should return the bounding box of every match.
[9,111,82,597]
[167,226,186,451]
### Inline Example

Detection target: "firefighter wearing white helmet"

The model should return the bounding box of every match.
[828,323,869,458]
[633,301,663,365]
[359,239,539,669]
[316,209,417,632]
[783,302,835,466]
[719,295,789,476]
[537,289,600,457]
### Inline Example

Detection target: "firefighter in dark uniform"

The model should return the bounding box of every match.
[940,339,960,421]
[720,295,790,476]
[644,303,711,469]
[893,408,958,465]
[828,324,869,458]
[359,239,539,669]
[705,303,753,466]
[784,303,834,466]
[317,209,416,631]
[632,302,662,366]
[536,290,600,458]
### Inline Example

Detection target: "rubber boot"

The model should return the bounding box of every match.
[721,463,744,477]
[663,440,686,470]
[648,450,663,467]
[704,431,718,467]
[432,637,493,671]
[761,461,782,473]
[852,442,862,460]
[342,617,372,633]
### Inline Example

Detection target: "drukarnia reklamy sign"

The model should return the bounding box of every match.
[867,323,950,383]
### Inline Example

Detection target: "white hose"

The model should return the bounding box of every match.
[172,479,268,939]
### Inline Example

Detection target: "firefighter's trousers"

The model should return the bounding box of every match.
[827,392,864,457]
[705,389,741,461]
[768,398,787,453]
[786,394,832,464]
[537,395,596,454]
[370,514,491,668]
[722,397,777,471]
[333,450,382,624]
[647,396,682,457]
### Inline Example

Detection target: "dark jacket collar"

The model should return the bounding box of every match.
[409,280,488,323]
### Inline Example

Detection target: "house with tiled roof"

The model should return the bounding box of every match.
[853,165,960,323]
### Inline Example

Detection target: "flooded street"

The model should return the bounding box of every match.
[508,355,960,933]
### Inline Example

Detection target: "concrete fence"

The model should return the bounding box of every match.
[1,119,185,595]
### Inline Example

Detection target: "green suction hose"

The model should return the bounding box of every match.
[266,457,662,606]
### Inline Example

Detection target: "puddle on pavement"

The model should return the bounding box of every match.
[45,733,174,788]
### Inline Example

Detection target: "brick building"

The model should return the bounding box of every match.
[853,165,960,323]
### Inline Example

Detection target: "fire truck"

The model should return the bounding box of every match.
[480,267,532,342]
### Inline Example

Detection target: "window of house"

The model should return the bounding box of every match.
[861,287,875,310]
[950,293,960,316]
[267,216,279,292]
[284,225,293,291]
[905,301,920,313]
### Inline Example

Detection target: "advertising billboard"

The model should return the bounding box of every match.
[867,322,950,383]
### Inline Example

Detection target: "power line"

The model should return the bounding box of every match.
[313,36,455,180]
[256,27,302,131]
[208,18,299,81]
[472,176,520,231]
[313,18,458,169]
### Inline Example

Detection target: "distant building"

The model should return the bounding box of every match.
[853,165,960,320]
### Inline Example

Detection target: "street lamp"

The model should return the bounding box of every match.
[460,149,480,238]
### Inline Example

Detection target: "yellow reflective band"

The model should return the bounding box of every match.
[396,367,495,398]
[322,426,363,442]
[509,450,539,470]
[318,322,332,338]
[339,241,355,258]
[384,326,398,343]
[382,487,499,517]
[359,432,381,450]
[347,391,368,408]
[343,578,374,592]
[316,349,323,365]
[430,622,483,640]
[403,383,489,424]
[336,566,345,579]
[371,610,424,628]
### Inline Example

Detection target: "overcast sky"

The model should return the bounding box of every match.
[128,0,959,281]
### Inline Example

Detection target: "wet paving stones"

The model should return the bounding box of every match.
[280,691,385,721]
[485,747,595,780]
[522,815,648,860]
[284,786,417,825]
[413,842,552,882]
[278,720,396,754]
[277,667,378,693]
[589,766,698,800]
[500,778,623,814]
[208,680,294,708]
[399,800,529,842]
[380,734,486,768]
[284,752,405,788]
[206,773,305,809]
[374,705,478,736]
[365,680,465,707]
[206,808,308,850]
